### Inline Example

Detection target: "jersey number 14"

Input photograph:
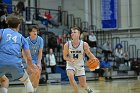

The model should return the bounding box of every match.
[73,54,78,59]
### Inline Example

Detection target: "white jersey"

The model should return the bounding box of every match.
[66,40,85,70]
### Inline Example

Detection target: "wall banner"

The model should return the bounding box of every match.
[101,0,117,29]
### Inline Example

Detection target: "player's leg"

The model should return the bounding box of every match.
[104,68,112,80]
[28,64,41,93]
[11,63,34,93]
[30,68,41,92]
[0,75,9,93]
[108,68,113,80]
[104,68,109,80]
[78,76,93,93]
[67,70,79,93]
[77,70,93,93]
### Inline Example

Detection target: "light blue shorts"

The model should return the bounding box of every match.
[0,63,25,80]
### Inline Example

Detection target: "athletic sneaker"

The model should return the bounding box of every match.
[85,88,94,93]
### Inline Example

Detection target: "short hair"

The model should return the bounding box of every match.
[6,15,20,28]
[71,26,82,34]
[28,25,39,33]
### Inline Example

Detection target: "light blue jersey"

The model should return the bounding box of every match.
[26,36,44,64]
[0,28,29,80]
[0,28,29,64]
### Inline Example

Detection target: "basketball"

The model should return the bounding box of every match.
[86,58,100,71]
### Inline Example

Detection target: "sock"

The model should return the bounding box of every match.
[34,88,37,92]
[1,87,8,93]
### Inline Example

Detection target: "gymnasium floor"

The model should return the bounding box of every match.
[9,79,140,93]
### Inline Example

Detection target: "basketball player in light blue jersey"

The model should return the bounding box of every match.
[26,25,44,93]
[0,16,34,93]
[63,26,98,93]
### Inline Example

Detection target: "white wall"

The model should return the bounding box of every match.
[12,0,140,29]
[93,0,101,29]
[118,0,129,28]
[38,0,61,10]
[117,0,140,28]
[131,0,140,27]
[63,0,85,21]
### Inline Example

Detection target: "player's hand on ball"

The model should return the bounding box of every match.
[86,58,100,71]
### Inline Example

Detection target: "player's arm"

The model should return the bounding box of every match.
[63,42,74,62]
[84,42,97,60]
[22,49,27,63]
[37,48,43,66]
[22,48,35,74]
[21,36,32,66]
[37,38,44,68]
[23,49,32,66]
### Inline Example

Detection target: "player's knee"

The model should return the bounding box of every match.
[4,78,9,85]
[35,70,40,78]
[68,75,75,81]
[0,76,9,84]
[31,69,40,80]
[67,71,74,79]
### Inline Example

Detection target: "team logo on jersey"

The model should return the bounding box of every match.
[69,49,83,62]
[32,45,37,53]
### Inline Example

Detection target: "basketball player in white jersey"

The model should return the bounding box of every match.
[63,26,98,93]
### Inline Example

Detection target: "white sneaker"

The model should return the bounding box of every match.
[85,88,94,93]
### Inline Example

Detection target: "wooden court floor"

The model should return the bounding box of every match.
[8,79,140,93]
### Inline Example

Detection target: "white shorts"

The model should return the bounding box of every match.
[66,64,85,76]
